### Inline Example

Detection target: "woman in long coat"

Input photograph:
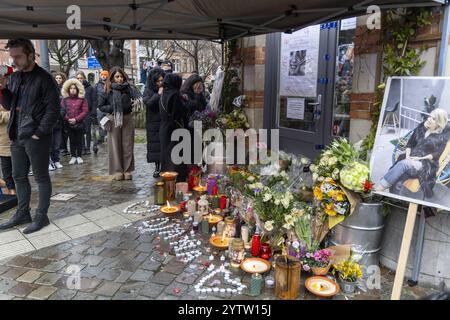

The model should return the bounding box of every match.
[159,73,188,181]
[143,68,165,178]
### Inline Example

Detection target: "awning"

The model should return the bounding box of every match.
[0,0,446,40]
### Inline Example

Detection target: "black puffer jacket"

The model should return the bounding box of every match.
[143,68,165,163]
[1,64,59,140]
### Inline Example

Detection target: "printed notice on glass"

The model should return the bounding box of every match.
[286,98,305,120]
[280,25,320,97]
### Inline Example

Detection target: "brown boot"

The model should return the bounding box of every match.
[124,172,132,180]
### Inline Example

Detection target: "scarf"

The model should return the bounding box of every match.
[111,82,130,128]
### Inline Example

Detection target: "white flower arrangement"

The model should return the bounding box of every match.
[264,220,274,232]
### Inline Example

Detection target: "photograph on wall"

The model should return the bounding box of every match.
[280,25,320,97]
[289,50,307,76]
[371,77,450,211]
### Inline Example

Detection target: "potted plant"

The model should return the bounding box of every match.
[311,249,332,276]
[332,258,363,294]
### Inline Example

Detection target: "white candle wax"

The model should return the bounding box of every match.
[241,225,249,244]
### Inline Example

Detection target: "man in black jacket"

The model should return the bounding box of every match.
[0,39,59,234]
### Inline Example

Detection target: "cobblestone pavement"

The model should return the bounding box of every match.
[0,216,439,300]
[0,134,440,300]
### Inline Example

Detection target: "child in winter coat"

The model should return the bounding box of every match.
[61,79,88,165]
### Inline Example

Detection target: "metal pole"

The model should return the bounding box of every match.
[438,2,450,76]
[221,41,225,66]
[408,207,426,286]
[39,40,50,72]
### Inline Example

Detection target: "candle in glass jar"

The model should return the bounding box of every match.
[201,216,209,235]
[241,225,249,245]
[219,195,227,210]
[176,182,189,195]
[210,195,220,209]
[154,182,165,205]
[207,176,217,195]
[250,273,262,296]
[187,200,197,216]
[217,221,225,235]
[251,233,261,257]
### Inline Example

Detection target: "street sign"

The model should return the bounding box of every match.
[88,57,101,69]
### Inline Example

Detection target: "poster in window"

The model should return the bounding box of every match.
[280,25,320,97]
[371,77,450,211]
[286,98,305,120]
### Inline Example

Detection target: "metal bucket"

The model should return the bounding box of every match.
[328,203,385,273]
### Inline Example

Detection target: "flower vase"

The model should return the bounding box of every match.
[311,263,331,276]
[339,279,356,294]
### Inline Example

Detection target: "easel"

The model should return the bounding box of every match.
[391,202,419,300]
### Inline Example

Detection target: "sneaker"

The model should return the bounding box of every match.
[69,157,77,165]
[54,162,64,169]
[48,162,56,171]
[76,157,84,164]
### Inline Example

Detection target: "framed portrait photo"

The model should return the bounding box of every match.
[371,77,450,211]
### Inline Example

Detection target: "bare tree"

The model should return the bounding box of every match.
[89,40,125,70]
[48,40,90,76]
[173,40,221,77]
[140,40,175,62]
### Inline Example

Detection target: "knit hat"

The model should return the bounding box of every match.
[100,70,109,78]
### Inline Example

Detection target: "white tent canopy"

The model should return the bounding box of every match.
[0,0,445,40]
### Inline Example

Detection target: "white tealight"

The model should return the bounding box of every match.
[195,288,200,292]
[226,288,232,293]
[232,289,237,294]
[206,288,212,293]
[213,288,219,293]
[220,288,226,293]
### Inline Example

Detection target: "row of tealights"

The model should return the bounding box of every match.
[123,200,161,215]
[170,235,203,262]
[194,264,246,295]
[139,218,186,240]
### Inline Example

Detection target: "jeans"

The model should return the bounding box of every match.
[0,156,15,190]
[50,128,62,163]
[380,158,423,189]
[60,123,69,152]
[68,127,83,157]
[11,135,52,216]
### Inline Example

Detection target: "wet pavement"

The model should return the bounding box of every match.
[0,132,440,300]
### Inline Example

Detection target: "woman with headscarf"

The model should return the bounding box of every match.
[98,67,136,181]
[159,73,188,181]
[181,74,208,165]
[143,68,165,178]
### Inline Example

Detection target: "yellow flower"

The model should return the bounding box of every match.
[325,203,336,216]
[327,190,335,198]
[334,190,346,202]
[313,186,323,201]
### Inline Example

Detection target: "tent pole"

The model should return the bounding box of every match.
[438,2,450,75]
[39,40,50,72]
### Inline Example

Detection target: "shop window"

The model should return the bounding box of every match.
[332,18,356,138]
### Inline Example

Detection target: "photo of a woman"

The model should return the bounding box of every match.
[371,77,450,211]
[375,108,450,198]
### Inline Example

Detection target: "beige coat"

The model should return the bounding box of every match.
[0,105,11,157]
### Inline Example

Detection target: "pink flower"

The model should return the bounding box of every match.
[303,265,311,272]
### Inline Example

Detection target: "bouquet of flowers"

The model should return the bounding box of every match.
[313,178,350,217]
[312,249,332,268]
[310,138,360,184]
[216,107,250,133]
[188,109,217,130]
[332,258,363,283]
[339,160,371,193]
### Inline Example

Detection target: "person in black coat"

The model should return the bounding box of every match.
[159,73,188,181]
[143,68,165,178]
[181,73,208,165]
[76,71,97,155]
[376,108,450,198]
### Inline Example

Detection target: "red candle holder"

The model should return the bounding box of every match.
[251,233,261,257]
[260,243,272,260]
